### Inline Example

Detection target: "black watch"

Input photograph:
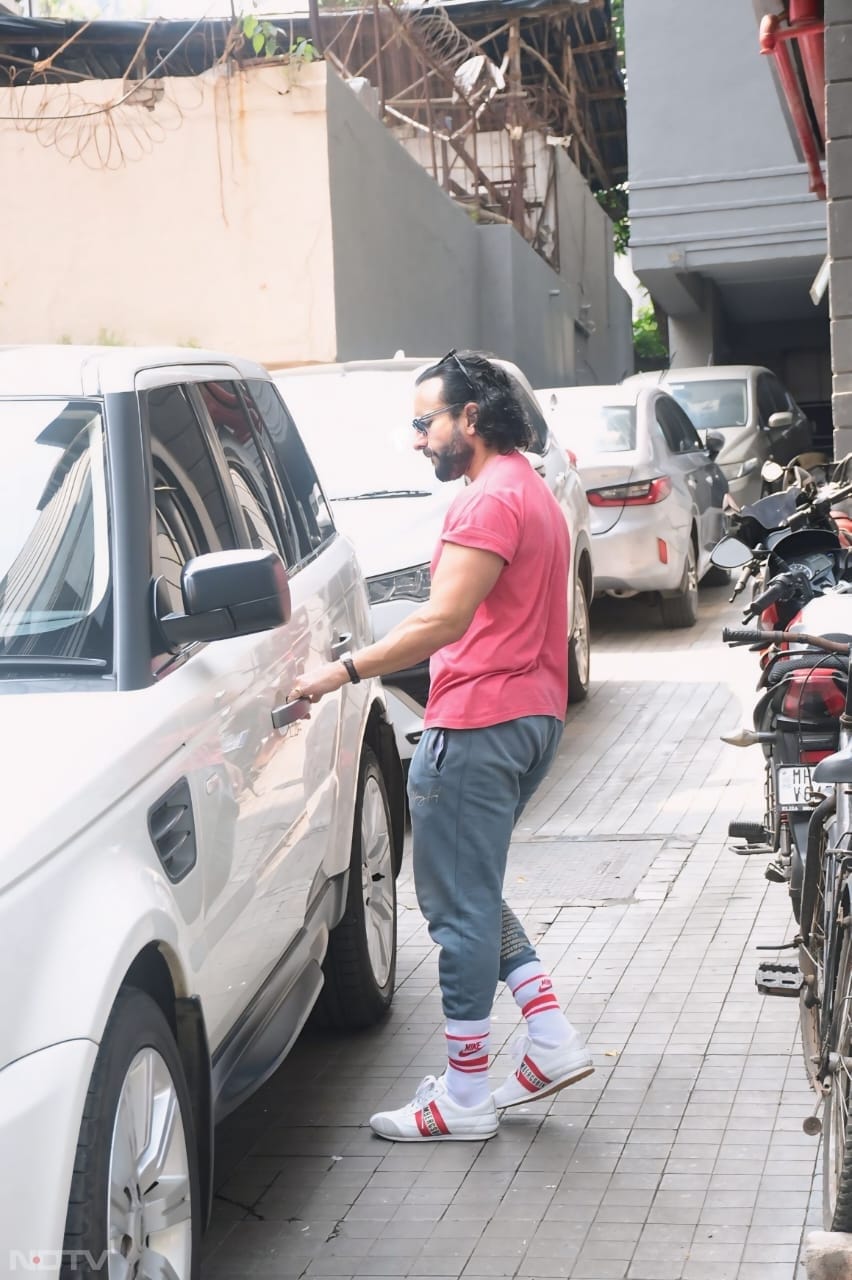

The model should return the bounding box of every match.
[339,652,361,684]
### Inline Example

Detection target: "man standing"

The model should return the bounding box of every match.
[290,350,593,1141]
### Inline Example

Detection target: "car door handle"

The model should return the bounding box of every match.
[330,633,352,660]
[271,697,311,730]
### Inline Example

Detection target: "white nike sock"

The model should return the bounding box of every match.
[444,1018,491,1106]
[506,961,574,1048]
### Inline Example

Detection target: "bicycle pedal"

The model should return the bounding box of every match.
[755,961,802,997]
[729,821,770,843]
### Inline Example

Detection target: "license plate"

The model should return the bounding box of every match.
[777,765,814,809]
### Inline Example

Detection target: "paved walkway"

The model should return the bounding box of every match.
[203,583,820,1280]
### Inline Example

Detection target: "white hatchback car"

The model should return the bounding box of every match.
[0,347,405,1279]
[276,357,595,760]
[537,382,729,627]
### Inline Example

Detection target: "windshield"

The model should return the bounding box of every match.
[276,371,446,500]
[0,399,112,670]
[666,378,748,430]
[540,393,637,454]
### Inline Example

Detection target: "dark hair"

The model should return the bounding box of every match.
[415,350,532,454]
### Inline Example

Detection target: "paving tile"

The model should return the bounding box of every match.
[203,594,820,1280]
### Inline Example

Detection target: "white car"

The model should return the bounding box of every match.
[0,346,405,1280]
[625,365,814,505]
[537,382,729,628]
[275,357,595,760]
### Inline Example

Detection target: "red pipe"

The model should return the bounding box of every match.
[760,12,826,199]
[790,0,826,142]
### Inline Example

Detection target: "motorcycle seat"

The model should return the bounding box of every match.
[765,653,849,684]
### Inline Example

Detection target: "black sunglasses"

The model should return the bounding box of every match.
[412,403,465,435]
[438,347,477,396]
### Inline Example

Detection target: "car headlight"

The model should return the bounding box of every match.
[734,457,759,478]
[367,563,431,605]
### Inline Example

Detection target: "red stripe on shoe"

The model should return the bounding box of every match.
[427,1102,450,1135]
[515,1054,551,1094]
[521,994,560,1018]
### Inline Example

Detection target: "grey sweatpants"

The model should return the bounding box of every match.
[407,714,563,1021]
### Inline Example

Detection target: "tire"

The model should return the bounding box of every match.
[61,988,200,1280]
[567,576,591,705]
[660,540,699,629]
[313,747,397,1030]
[823,924,852,1230]
[702,564,731,587]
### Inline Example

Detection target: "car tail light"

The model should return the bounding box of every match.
[587,476,672,507]
[801,749,833,763]
[782,669,846,720]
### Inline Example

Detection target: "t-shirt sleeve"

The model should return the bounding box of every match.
[441,489,521,564]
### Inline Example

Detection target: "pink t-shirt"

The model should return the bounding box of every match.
[424,450,570,730]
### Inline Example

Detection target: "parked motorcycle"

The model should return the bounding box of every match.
[712,467,852,906]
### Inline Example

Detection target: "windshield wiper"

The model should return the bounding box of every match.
[0,655,108,671]
[334,489,433,500]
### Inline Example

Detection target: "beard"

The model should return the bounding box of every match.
[427,424,475,482]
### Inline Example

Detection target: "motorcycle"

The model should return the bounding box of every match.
[712,466,852,910]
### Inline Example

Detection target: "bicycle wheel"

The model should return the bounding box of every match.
[823,922,852,1230]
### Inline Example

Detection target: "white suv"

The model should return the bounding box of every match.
[276,357,594,760]
[0,347,405,1279]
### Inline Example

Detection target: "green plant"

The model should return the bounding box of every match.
[96,327,123,347]
[595,182,629,255]
[242,13,280,58]
[633,304,667,361]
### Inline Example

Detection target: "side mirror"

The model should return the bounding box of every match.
[768,411,794,430]
[711,535,753,569]
[156,549,292,650]
[705,430,725,460]
[761,459,784,484]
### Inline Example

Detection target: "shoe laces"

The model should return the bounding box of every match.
[412,1074,444,1107]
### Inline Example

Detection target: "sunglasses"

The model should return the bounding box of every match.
[412,403,465,435]
[438,347,477,395]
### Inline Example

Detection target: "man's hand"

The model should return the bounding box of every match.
[289,661,349,705]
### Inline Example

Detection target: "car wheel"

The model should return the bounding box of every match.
[567,576,591,704]
[313,747,397,1030]
[660,540,699,629]
[61,988,200,1280]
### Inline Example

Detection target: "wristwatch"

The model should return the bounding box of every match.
[339,651,361,684]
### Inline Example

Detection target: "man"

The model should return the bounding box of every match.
[290,349,593,1141]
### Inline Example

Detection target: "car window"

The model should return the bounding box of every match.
[196,380,298,565]
[666,400,704,452]
[0,398,113,669]
[766,374,795,414]
[666,379,748,430]
[756,374,785,425]
[655,397,696,454]
[144,384,237,615]
[518,385,549,455]
[245,379,335,562]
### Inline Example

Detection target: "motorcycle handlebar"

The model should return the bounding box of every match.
[722,626,851,654]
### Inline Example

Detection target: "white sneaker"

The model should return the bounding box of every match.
[492,1035,594,1108]
[370,1074,499,1142]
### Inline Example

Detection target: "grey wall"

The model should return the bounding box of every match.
[827,0,852,453]
[326,67,631,389]
[326,67,479,361]
[626,0,827,332]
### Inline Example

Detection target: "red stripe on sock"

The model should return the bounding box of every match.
[521,994,560,1018]
[510,973,546,996]
[449,1055,489,1072]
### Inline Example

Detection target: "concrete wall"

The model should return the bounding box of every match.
[827,0,852,453]
[325,67,479,361]
[0,63,338,366]
[626,0,827,348]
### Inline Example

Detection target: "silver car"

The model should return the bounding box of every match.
[626,365,814,505]
[537,382,729,628]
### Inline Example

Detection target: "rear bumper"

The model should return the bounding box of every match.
[592,523,685,594]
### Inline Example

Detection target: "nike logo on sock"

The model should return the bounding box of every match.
[458,1042,485,1058]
